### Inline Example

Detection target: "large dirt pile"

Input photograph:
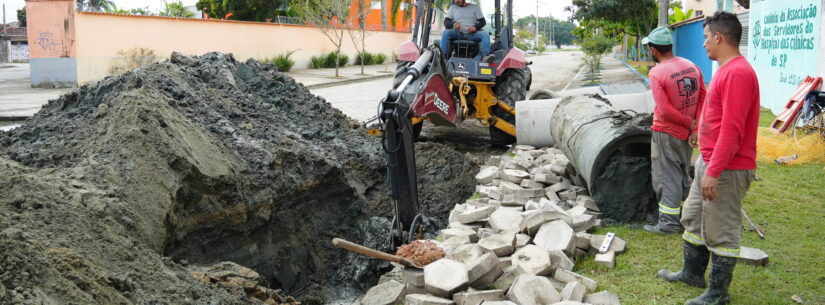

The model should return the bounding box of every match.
[0,53,478,304]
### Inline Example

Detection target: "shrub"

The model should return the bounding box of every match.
[310,55,326,69]
[373,53,387,65]
[110,47,159,74]
[312,52,349,69]
[354,51,374,65]
[337,53,349,67]
[274,53,295,72]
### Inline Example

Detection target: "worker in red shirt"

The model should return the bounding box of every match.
[657,12,759,305]
[641,26,706,235]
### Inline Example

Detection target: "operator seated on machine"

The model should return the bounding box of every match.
[441,0,496,63]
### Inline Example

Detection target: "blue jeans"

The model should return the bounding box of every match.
[440,29,491,60]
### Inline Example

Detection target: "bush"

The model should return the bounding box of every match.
[373,53,387,65]
[263,50,296,72]
[310,55,326,69]
[392,52,399,63]
[337,53,349,67]
[354,51,374,65]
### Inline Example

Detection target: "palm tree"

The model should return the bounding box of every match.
[160,1,195,18]
[77,0,113,12]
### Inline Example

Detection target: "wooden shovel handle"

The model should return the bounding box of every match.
[332,238,404,264]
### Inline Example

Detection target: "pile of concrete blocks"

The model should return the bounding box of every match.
[359,145,626,305]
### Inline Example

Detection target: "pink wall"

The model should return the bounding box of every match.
[25,0,76,58]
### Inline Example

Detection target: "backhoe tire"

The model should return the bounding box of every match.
[490,68,527,146]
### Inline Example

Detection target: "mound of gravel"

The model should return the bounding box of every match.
[0,53,478,304]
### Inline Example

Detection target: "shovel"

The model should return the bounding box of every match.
[331,238,424,268]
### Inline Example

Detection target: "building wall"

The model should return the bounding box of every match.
[11,42,29,61]
[72,12,410,84]
[25,0,78,86]
[672,19,714,84]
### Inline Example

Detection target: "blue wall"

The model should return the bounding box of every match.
[673,20,712,84]
[30,58,77,88]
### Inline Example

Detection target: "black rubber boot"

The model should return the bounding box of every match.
[658,241,709,288]
[686,254,736,305]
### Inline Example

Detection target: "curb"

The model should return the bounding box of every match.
[617,57,650,86]
[303,73,393,89]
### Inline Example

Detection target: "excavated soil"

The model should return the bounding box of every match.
[0,53,478,304]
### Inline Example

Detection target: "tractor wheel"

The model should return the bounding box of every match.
[394,61,412,88]
[490,68,528,146]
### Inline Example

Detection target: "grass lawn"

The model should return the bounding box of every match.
[574,109,825,304]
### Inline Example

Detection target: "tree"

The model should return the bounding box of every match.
[350,0,378,75]
[291,0,351,77]
[515,16,577,50]
[567,0,657,60]
[16,8,26,27]
[669,6,694,24]
[160,1,195,18]
[196,0,293,21]
[76,0,113,12]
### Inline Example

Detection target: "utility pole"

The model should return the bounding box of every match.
[658,0,669,27]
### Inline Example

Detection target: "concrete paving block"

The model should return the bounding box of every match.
[482,302,517,305]
[574,248,588,258]
[478,186,493,198]
[449,244,488,265]
[476,166,500,185]
[424,259,470,298]
[545,189,562,201]
[450,222,482,230]
[571,214,596,232]
[405,283,428,295]
[405,294,456,305]
[553,270,597,293]
[501,194,529,207]
[589,235,626,254]
[566,206,588,217]
[738,247,769,266]
[558,189,578,201]
[488,199,502,207]
[515,159,534,171]
[576,196,600,212]
[525,200,541,211]
[478,232,517,257]
[492,179,503,187]
[511,245,553,276]
[550,301,585,305]
[526,150,545,158]
[489,209,524,233]
[492,266,519,292]
[521,210,572,236]
[571,186,588,197]
[521,179,545,189]
[504,160,527,171]
[470,263,503,290]
[515,145,536,151]
[404,268,425,287]
[361,280,406,305]
[517,188,545,198]
[515,150,535,163]
[477,228,497,240]
[549,250,575,271]
[441,228,478,243]
[467,253,500,283]
[498,257,512,270]
[515,234,531,248]
[547,180,572,193]
[560,281,586,302]
[440,235,473,255]
[505,275,562,305]
[550,164,568,176]
[575,232,592,250]
[488,187,503,201]
[534,173,562,185]
[499,181,523,194]
[453,289,505,305]
[486,156,502,167]
[534,220,576,255]
[582,291,621,305]
[458,205,497,224]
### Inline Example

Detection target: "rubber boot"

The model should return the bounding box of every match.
[644,212,684,234]
[686,254,736,305]
[658,241,709,288]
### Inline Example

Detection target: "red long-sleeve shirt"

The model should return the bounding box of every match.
[649,57,706,140]
[699,56,760,178]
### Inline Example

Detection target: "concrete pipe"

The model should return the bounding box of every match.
[550,95,657,223]
[516,98,561,147]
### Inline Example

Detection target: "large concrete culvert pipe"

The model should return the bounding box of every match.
[549,95,657,223]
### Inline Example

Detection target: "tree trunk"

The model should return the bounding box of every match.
[381,0,388,31]
[658,0,669,27]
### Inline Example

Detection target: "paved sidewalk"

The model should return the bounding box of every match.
[285,64,396,89]
[562,56,647,92]
[0,63,70,119]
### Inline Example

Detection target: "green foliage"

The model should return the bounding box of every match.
[310,52,350,69]
[373,53,387,65]
[263,51,297,72]
[16,8,26,27]
[77,0,113,12]
[568,0,657,42]
[160,1,195,18]
[128,8,155,16]
[514,16,578,49]
[668,6,694,24]
[579,33,615,74]
[196,0,293,21]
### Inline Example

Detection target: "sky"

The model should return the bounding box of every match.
[2,0,572,23]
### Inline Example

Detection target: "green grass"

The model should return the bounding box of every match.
[578,106,825,304]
